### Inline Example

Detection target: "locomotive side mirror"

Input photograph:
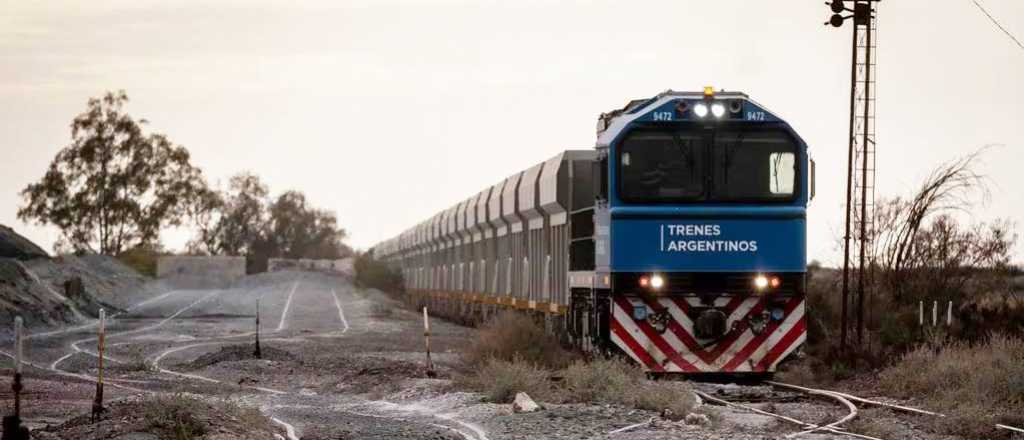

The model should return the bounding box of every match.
[810,158,817,200]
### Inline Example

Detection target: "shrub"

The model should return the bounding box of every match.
[354,251,404,292]
[140,394,273,440]
[879,334,1024,437]
[462,311,572,370]
[457,357,553,403]
[116,244,165,277]
[123,345,155,372]
[458,355,695,420]
[142,394,208,440]
[562,357,694,420]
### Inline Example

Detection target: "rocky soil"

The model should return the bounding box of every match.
[1,269,970,439]
[0,225,163,331]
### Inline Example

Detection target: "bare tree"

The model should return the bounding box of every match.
[871,149,1015,301]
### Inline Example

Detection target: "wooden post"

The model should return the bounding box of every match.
[3,316,29,440]
[92,309,106,421]
[422,307,435,376]
[254,299,262,359]
[932,301,938,327]
[13,316,23,417]
[946,301,953,327]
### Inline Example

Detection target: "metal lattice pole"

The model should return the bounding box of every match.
[827,0,879,352]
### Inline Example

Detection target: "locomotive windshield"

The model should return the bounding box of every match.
[618,127,798,203]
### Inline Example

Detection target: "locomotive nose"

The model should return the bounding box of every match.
[695,309,728,340]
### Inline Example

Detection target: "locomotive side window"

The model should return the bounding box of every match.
[769,152,795,195]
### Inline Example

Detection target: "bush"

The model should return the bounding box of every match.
[140,394,273,440]
[116,244,165,277]
[354,251,404,292]
[457,357,554,403]
[458,356,696,420]
[879,334,1024,437]
[562,357,695,420]
[462,311,573,370]
[123,345,155,372]
[142,394,208,440]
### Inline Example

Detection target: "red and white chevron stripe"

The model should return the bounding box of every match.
[609,295,806,373]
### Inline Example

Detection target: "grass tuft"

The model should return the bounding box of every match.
[879,333,1024,437]
[457,313,696,420]
[457,356,553,403]
[462,311,573,370]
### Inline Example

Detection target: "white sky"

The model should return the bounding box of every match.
[1,0,1022,265]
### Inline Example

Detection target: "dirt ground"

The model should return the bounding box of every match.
[0,271,970,439]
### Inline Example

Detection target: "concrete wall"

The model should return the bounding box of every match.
[268,257,354,276]
[156,256,246,288]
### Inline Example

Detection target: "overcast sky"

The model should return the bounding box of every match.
[2,0,1022,265]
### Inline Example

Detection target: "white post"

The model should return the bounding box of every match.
[932,301,938,327]
[14,316,23,374]
[946,301,953,327]
[98,308,106,379]
[918,301,924,326]
[422,307,434,373]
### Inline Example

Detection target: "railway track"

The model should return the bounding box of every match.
[699,379,1024,439]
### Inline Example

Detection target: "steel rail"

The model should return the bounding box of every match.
[694,390,882,440]
[786,389,858,438]
[771,381,1024,436]
[997,424,1024,434]
[767,381,945,417]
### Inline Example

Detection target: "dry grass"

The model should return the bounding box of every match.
[122,345,155,372]
[458,356,696,420]
[457,313,695,420]
[140,394,273,440]
[462,310,574,370]
[879,333,1024,437]
[141,395,209,440]
[562,357,695,420]
[456,356,554,403]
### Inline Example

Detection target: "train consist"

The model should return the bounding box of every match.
[375,88,814,374]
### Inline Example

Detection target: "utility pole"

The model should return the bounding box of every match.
[826,0,879,352]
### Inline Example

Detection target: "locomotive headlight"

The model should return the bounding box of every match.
[754,275,769,290]
[693,103,709,118]
[711,102,726,118]
[650,274,665,289]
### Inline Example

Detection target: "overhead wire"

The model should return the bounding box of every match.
[970,0,1024,51]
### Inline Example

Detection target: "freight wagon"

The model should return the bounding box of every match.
[375,88,815,375]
